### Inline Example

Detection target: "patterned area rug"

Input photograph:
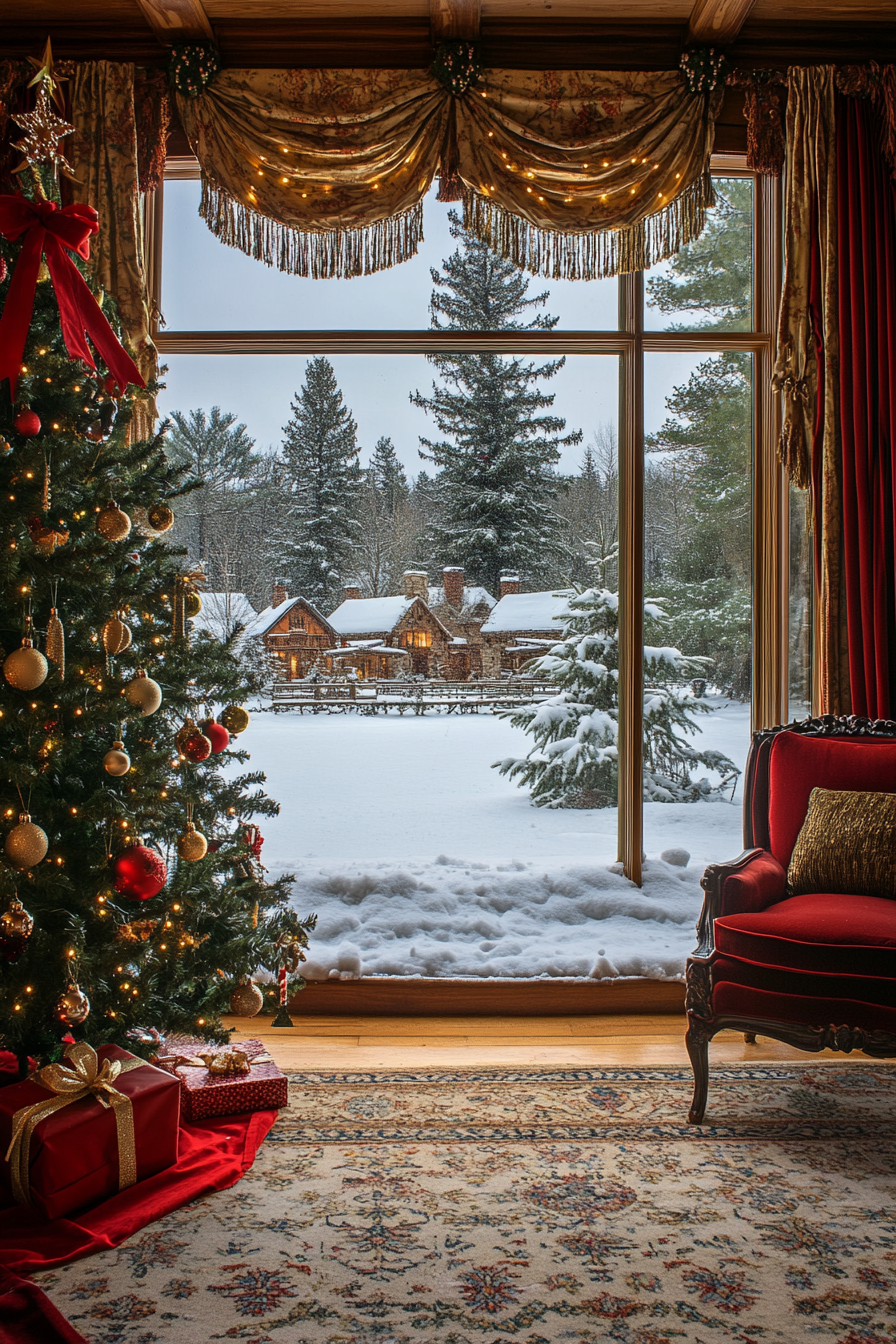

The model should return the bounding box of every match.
[36,1064,896,1343]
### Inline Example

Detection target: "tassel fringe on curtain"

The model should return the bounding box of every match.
[200,179,426,281]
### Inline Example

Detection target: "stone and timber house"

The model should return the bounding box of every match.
[246,582,337,679]
[327,573,455,678]
[480,581,573,675]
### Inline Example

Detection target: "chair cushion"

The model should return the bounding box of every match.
[767,731,896,867]
[714,892,896,977]
[788,788,896,900]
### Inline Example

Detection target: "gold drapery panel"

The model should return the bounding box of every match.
[68,61,157,438]
[176,67,722,281]
[772,66,845,714]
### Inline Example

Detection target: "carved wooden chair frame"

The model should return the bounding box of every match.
[685,713,896,1125]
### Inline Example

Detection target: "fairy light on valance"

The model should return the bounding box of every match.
[172,46,725,281]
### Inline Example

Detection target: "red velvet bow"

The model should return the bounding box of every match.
[0,194,144,401]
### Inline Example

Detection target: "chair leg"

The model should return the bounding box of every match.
[744,1032,757,1044]
[686,1022,710,1125]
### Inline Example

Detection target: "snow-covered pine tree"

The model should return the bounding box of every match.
[281,357,361,611]
[495,568,739,808]
[411,212,580,593]
[369,435,409,517]
[645,178,753,696]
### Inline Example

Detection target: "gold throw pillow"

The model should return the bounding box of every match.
[787,787,896,899]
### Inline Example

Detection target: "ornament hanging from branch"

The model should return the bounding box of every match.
[0,897,34,962]
[5,813,49,870]
[46,602,65,677]
[57,981,90,1025]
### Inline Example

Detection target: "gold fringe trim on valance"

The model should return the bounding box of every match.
[199,177,426,279]
[462,171,717,280]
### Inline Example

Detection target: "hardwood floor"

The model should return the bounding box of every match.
[224,1013,849,1071]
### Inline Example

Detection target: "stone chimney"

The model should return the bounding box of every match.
[343,583,361,602]
[499,574,520,599]
[403,570,428,601]
[442,566,464,610]
[272,579,289,607]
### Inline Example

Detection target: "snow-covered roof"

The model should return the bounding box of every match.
[481,590,573,634]
[244,596,333,640]
[191,592,258,641]
[328,595,417,635]
[428,584,496,613]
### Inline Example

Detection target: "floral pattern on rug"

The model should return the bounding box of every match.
[36,1065,896,1343]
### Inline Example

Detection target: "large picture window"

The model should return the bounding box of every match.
[151,153,794,905]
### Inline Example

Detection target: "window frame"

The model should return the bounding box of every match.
[147,153,789,884]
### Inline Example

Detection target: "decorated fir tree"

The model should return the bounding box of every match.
[494,570,739,808]
[0,71,313,1074]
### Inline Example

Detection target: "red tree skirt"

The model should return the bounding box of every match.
[0,1052,277,1344]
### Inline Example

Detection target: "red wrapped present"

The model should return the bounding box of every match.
[157,1039,287,1122]
[0,1042,180,1221]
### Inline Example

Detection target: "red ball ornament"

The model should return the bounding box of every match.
[103,375,125,398]
[200,718,230,753]
[183,729,212,762]
[14,409,41,438]
[113,844,167,901]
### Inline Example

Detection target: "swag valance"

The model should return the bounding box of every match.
[175,65,723,281]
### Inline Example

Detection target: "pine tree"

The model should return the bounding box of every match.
[368,435,409,517]
[0,168,313,1071]
[281,357,361,611]
[645,178,753,696]
[495,571,739,808]
[411,213,580,593]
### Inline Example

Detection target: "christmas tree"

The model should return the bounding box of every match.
[0,67,313,1074]
[494,567,739,808]
[281,356,361,611]
[411,212,581,592]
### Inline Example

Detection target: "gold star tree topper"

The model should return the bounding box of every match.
[12,39,79,181]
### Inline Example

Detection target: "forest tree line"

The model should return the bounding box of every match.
[164,183,753,697]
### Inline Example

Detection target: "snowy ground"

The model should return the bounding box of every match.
[231,695,750,982]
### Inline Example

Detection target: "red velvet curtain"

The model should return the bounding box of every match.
[837,92,896,719]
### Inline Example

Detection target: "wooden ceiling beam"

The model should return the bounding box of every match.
[135,0,214,43]
[687,0,756,44]
[430,0,481,43]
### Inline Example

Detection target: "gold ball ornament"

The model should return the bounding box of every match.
[176,822,208,862]
[5,814,49,869]
[220,704,250,735]
[229,976,264,1018]
[184,590,202,618]
[124,669,162,716]
[175,718,198,753]
[102,615,132,655]
[4,639,49,691]
[1,898,34,941]
[57,983,91,1025]
[147,502,174,533]
[0,438,11,455]
[96,501,132,543]
[104,741,131,776]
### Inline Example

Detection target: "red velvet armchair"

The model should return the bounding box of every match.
[685,714,896,1124]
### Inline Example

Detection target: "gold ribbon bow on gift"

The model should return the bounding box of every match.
[5,1041,144,1208]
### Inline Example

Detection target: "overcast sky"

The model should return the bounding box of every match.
[157,181,733,474]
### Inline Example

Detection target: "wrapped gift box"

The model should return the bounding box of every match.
[159,1039,288,1122]
[0,1043,180,1221]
